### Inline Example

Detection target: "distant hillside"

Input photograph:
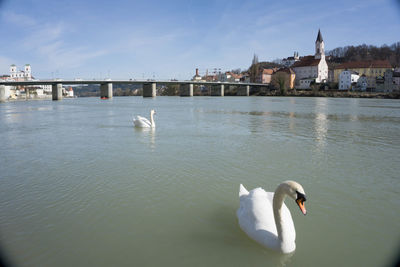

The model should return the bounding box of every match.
[327,42,400,67]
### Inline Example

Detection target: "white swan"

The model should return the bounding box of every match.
[133,109,156,128]
[237,181,307,253]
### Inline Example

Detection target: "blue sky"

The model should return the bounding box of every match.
[0,0,399,80]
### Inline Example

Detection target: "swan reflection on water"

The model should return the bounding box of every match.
[134,126,156,149]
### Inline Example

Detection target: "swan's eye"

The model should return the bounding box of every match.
[296,191,306,202]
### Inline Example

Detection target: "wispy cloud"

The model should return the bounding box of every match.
[6,12,108,71]
[3,11,36,27]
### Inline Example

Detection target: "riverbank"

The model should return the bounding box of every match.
[254,89,400,99]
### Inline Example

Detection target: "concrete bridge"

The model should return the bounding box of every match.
[0,79,268,101]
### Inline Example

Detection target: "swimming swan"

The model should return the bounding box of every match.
[237,181,307,253]
[133,109,156,128]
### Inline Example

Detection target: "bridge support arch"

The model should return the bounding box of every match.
[52,83,63,100]
[211,84,224,96]
[143,82,156,97]
[237,85,250,96]
[0,85,6,102]
[180,83,193,97]
[100,83,113,99]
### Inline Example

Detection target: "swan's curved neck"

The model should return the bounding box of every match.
[273,185,290,243]
[150,112,155,127]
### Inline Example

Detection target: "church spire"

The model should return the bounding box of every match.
[315,29,325,59]
[316,29,323,43]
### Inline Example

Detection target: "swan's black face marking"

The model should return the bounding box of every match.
[295,191,307,215]
[296,191,306,202]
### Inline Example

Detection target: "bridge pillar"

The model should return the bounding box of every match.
[52,83,63,100]
[0,85,6,102]
[237,85,250,96]
[180,83,193,97]
[143,82,156,97]
[100,83,113,99]
[211,84,224,96]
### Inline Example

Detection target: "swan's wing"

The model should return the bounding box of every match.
[133,116,151,127]
[136,116,151,125]
[237,188,277,235]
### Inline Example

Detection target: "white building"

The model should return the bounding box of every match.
[282,52,300,67]
[339,70,360,90]
[10,64,32,80]
[292,29,329,89]
[7,64,52,98]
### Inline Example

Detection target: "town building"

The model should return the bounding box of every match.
[192,68,202,81]
[357,75,368,91]
[333,60,392,90]
[282,52,300,67]
[3,64,53,99]
[339,70,359,90]
[258,68,277,84]
[222,72,242,82]
[393,68,400,91]
[376,69,398,92]
[292,29,329,89]
[10,64,32,80]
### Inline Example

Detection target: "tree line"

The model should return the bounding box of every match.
[326,42,400,67]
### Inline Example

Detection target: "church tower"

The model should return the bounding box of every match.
[315,29,325,59]
[24,64,31,79]
[10,64,17,78]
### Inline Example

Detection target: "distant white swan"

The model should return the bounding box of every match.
[133,109,156,128]
[237,181,307,254]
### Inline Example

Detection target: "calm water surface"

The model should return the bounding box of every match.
[0,96,399,267]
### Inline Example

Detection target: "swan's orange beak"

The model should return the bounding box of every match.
[296,199,307,215]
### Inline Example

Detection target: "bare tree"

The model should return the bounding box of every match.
[249,54,259,83]
[271,72,288,95]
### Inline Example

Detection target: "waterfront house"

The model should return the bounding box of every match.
[292,29,329,89]
[376,69,397,92]
[356,75,368,91]
[339,70,360,90]
[393,68,400,91]
[333,60,392,90]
